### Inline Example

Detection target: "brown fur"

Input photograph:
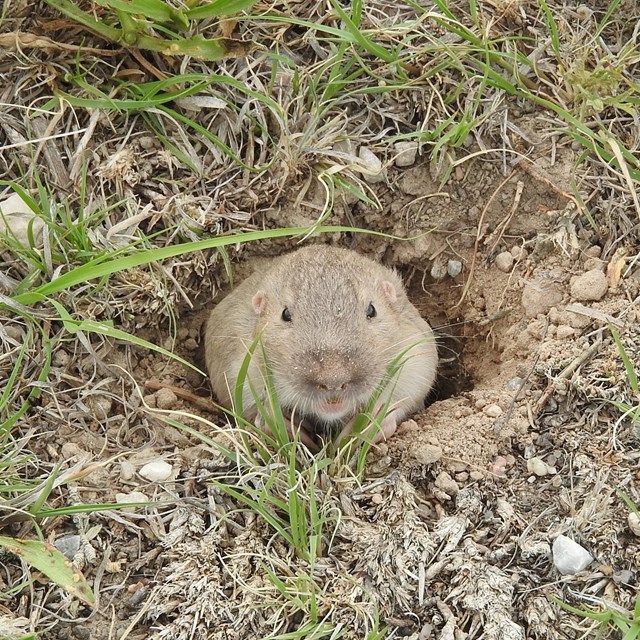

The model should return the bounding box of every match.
[204,246,438,435]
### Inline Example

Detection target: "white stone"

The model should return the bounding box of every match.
[527,457,548,477]
[628,512,640,537]
[115,491,148,504]
[484,404,503,418]
[139,460,173,482]
[447,260,462,278]
[357,147,384,183]
[120,461,136,482]
[394,141,418,167]
[552,535,593,575]
[0,190,45,248]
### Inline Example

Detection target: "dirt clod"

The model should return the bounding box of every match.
[570,268,608,301]
[495,251,514,272]
[155,388,179,410]
[521,278,564,317]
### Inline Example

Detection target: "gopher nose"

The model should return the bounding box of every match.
[316,375,350,392]
[305,352,356,392]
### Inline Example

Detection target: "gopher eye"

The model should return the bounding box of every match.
[281,307,292,322]
[366,302,376,319]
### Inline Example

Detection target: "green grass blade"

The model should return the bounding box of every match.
[0,325,32,413]
[185,0,259,20]
[0,322,52,436]
[210,479,295,547]
[0,536,95,605]
[8,225,394,306]
[47,299,203,374]
[97,0,178,24]
[538,0,560,56]
[43,0,122,41]
[329,0,394,63]
[595,0,622,39]
[27,464,60,516]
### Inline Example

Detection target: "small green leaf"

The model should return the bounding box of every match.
[96,0,176,23]
[0,536,95,605]
[185,0,259,20]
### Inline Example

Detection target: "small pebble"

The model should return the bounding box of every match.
[400,419,419,432]
[143,394,157,408]
[495,252,514,273]
[511,245,527,260]
[628,512,640,537]
[138,136,156,149]
[53,350,70,367]
[54,535,81,560]
[570,269,608,302]
[556,325,575,339]
[357,147,384,183]
[3,324,25,342]
[507,377,524,391]
[183,338,199,351]
[584,245,602,258]
[613,569,634,585]
[527,457,549,477]
[86,395,113,420]
[414,444,443,465]
[434,471,459,496]
[447,260,462,278]
[115,491,149,504]
[394,141,418,167]
[430,258,448,281]
[139,460,173,482]
[552,535,593,575]
[583,257,604,271]
[527,320,546,339]
[576,4,593,19]
[155,388,178,410]
[120,461,136,482]
[489,456,508,476]
[61,442,90,461]
[484,404,503,418]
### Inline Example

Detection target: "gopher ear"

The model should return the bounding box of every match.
[252,291,268,315]
[381,280,398,304]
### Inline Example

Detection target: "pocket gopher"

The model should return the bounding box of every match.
[204,245,437,445]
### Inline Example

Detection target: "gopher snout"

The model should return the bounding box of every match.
[302,351,363,393]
